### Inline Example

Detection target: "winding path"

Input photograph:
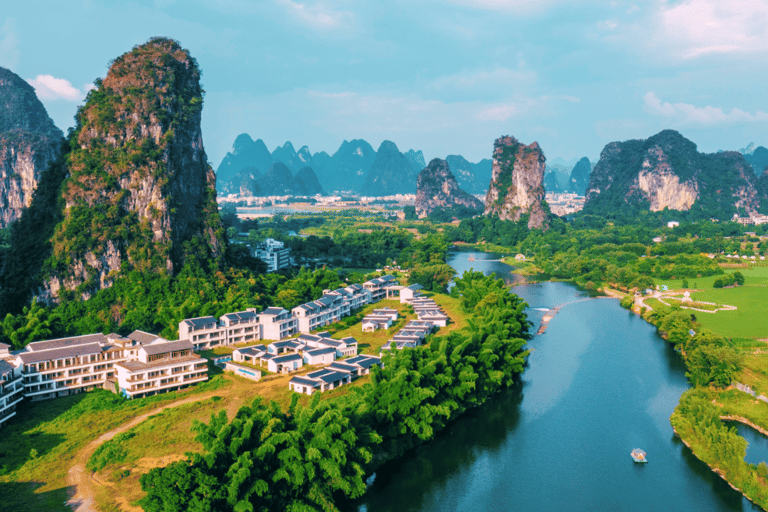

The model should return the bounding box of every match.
[65,392,220,512]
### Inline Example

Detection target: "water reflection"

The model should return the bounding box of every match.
[351,251,759,511]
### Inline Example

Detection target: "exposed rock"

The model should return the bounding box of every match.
[45,37,224,300]
[568,157,591,195]
[584,130,764,219]
[215,133,272,192]
[445,154,493,195]
[484,135,549,229]
[260,162,297,196]
[637,148,697,211]
[0,67,63,227]
[415,158,483,218]
[360,140,417,196]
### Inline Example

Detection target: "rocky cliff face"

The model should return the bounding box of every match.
[0,67,63,227]
[415,158,483,218]
[360,140,417,196]
[45,37,224,299]
[484,136,549,229]
[585,130,765,219]
[320,139,376,193]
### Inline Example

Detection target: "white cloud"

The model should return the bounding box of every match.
[442,0,585,15]
[660,0,768,58]
[643,92,768,126]
[278,0,351,29]
[597,19,617,31]
[0,18,20,71]
[27,75,88,102]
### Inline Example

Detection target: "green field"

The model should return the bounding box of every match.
[654,268,768,340]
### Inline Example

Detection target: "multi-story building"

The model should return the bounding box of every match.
[325,284,372,311]
[178,317,227,351]
[115,339,208,399]
[0,345,23,428]
[254,238,291,272]
[292,294,347,333]
[258,307,299,340]
[14,333,128,401]
[363,275,398,301]
[219,310,261,344]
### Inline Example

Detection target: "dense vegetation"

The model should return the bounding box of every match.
[138,272,530,511]
[671,389,768,509]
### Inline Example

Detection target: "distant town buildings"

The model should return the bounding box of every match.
[545,193,585,216]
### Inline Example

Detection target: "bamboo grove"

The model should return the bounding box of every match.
[138,271,531,511]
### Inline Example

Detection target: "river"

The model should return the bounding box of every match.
[350,250,760,511]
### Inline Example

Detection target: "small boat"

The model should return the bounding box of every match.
[631,448,648,463]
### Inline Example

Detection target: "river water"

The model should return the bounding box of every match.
[351,250,760,512]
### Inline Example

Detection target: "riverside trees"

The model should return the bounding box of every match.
[139,271,530,511]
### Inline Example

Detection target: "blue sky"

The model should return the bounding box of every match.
[2,0,767,167]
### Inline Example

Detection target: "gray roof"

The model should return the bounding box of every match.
[298,334,324,343]
[0,342,10,350]
[328,362,358,373]
[128,330,163,345]
[261,307,287,316]
[290,376,321,387]
[312,370,349,384]
[182,316,218,327]
[236,345,267,356]
[305,347,336,357]
[0,359,16,377]
[26,333,107,352]
[272,353,302,363]
[346,355,382,369]
[18,342,104,365]
[223,311,257,322]
[340,336,358,345]
[142,339,193,356]
[406,284,424,291]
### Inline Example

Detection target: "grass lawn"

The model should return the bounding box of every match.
[653,267,768,340]
[0,374,230,512]
[691,285,768,339]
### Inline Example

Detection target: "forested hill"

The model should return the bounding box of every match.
[4,37,225,304]
[584,129,767,221]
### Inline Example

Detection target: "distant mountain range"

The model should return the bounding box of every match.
[543,158,593,195]
[215,134,494,196]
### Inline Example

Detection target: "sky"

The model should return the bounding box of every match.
[2,0,767,167]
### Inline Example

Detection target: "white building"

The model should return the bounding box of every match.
[178,317,227,351]
[292,294,348,334]
[219,310,261,344]
[399,284,424,303]
[115,339,208,399]
[363,275,398,302]
[258,307,299,340]
[254,238,291,272]
[0,351,23,428]
[15,333,128,401]
[267,353,303,373]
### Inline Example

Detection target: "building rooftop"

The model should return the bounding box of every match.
[117,354,204,372]
[129,330,165,345]
[26,333,107,353]
[305,347,336,356]
[222,311,258,322]
[181,317,218,328]
[142,339,193,356]
[272,353,302,363]
[17,342,105,365]
[289,376,321,387]
[261,307,287,316]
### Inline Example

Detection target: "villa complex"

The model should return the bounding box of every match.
[0,274,439,429]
